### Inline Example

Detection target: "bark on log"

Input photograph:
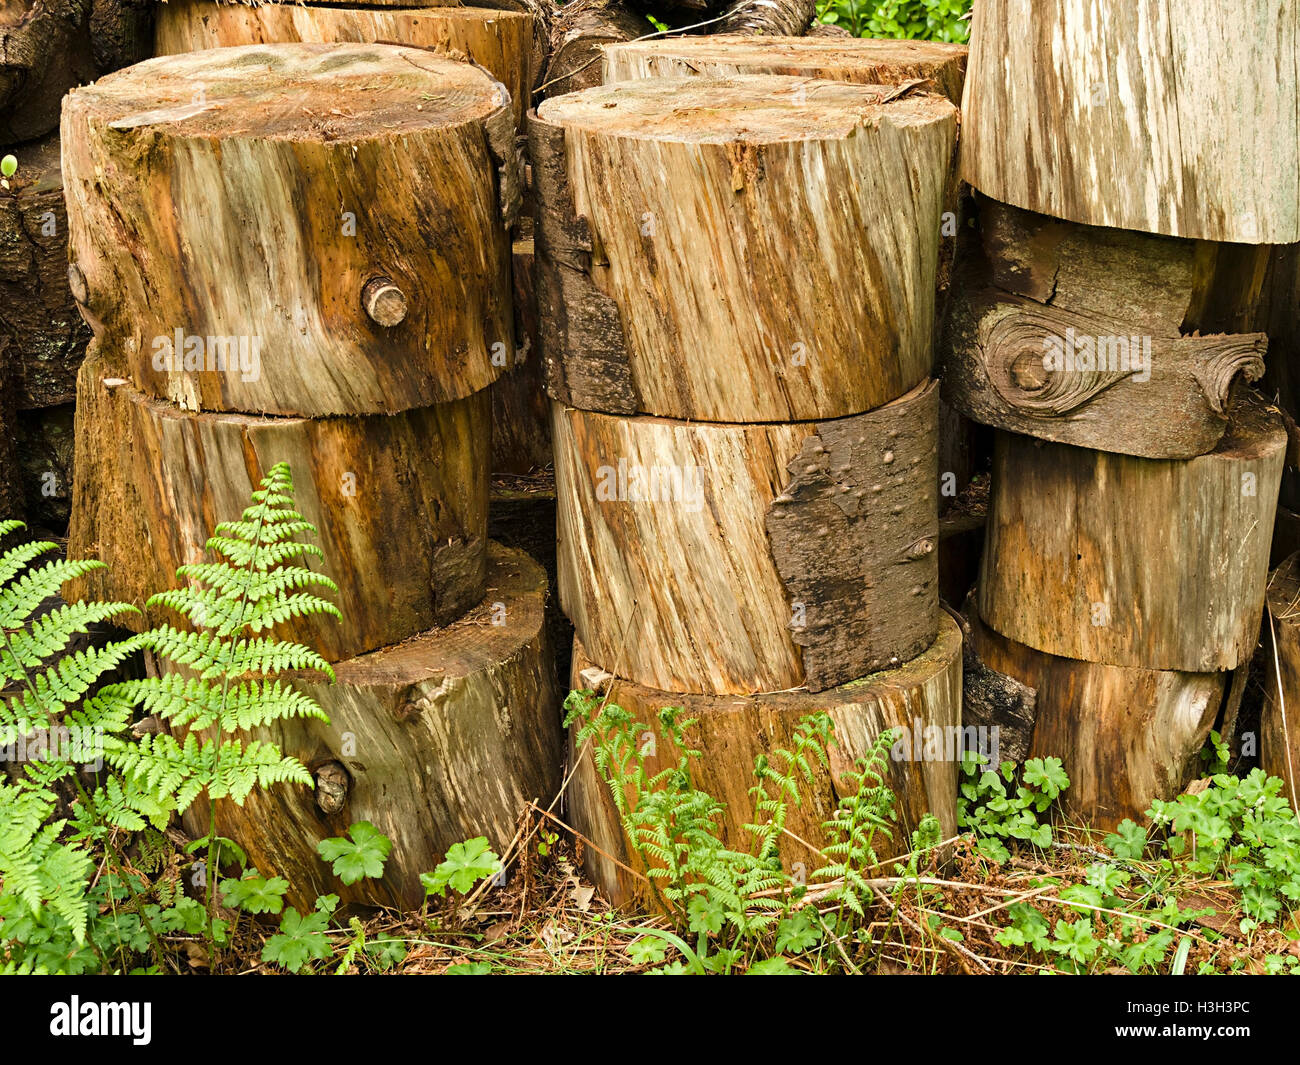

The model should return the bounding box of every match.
[568,618,962,908]
[491,234,552,475]
[715,0,816,37]
[154,0,535,127]
[942,197,1272,459]
[61,43,518,417]
[553,381,939,695]
[0,133,89,408]
[186,544,562,910]
[541,0,647,98]
[603,35,968,103]
[961,0,1300,243]
[14,403,74,534]
[0,0,151,146]
[977,398,1286,672]
[968,604,1225,831]
[68,347,490,662]
[1264,552,1300,803]
[533,76,956,421]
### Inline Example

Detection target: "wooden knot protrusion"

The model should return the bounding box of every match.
[314,761,350,814]
[362,276,408,327]
[68,263,89,306]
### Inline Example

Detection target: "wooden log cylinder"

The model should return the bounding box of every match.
[187,544,562,910]
[61,42,519,417]
[967,605,1226,832]
[942,198,1271,459]
[977,399,1286,672]
[961,0,1300,243]
[568,619,962,909]
[604,35,968,104]
[68,347,490,662]
[1263,552,1300,803]
[153,0,535,127]
[553,381,939,696]
[532,76,957,421]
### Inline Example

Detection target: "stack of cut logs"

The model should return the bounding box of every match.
[60,42,561,908]
[532,36,968,905]
[947,0,1293,828]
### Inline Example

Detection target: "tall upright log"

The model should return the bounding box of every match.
[61,43,518,417]
[153,0,535,127]
[1263,552,1300,803]
[491,233,552,474]
[568,616,962,908]
[533,76,956,421]
[967,605,1225,831]
[553,381,939,695]
[977,398,1286,672]
[69,348,490,662]
[188,545,562,910]
[961,0,1300,243]
[604,35,968,104]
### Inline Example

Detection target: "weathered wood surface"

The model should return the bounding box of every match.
[62,43,517,417]
[0,133,89,408]
[187,544,562,910]
[68,347,490,662]
[942,198,1272,458]
[568,618,962,908]
[553,381,939,696]
[961,0,1300,243]
[604,35,967,103]
[14,403,74,533]
[1264,553,1300,803]
[968,605,1225,831]
[533,76,956,421]
[948,604,1035,766]
[154,0,535,127]
[0,0,151,145]
[541,0,645,97]
[977,399,1286,672]
[491,234,551,475]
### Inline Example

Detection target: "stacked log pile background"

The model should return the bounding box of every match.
[952,0,1293,827]
[58,41,560,909]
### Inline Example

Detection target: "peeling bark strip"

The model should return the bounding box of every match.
[977,397,1286,673]
[68,348,490,662]
[968,605,1225,833]
[535,76,956,422]
[0,133,89,408]
[1264,553,1300,804]
[528,112,638,413]
[154,0,535,127]
[567,623,961,909]
[766,381,939,691]
[552,389,938,696]
[961,0,1300,242]
[603,35,968,104]
[61,43,515,417]
[186,545,562,911]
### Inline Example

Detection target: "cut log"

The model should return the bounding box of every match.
[533,76,956,421]
[553,381,939,695]
[603,34,967,103]
[568,619,962,908]
[0,133,90,408]
[68,348,490,662]
[490,234,551,475]
[61,42,518,417]
[977,398,1286,672]
[961,0,1300,243]
[153,0,535,127]
[0,0,151,145]
[1264,553,1300,803]
[942,197,1272,459]
[541,0,647,98]
[186,543,562,910]
[714,0,816,37]
[968,604,1225,831]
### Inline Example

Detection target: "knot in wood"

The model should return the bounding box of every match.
[314,762,350,815]
[67,263,89,306]
[362,275,408,327]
